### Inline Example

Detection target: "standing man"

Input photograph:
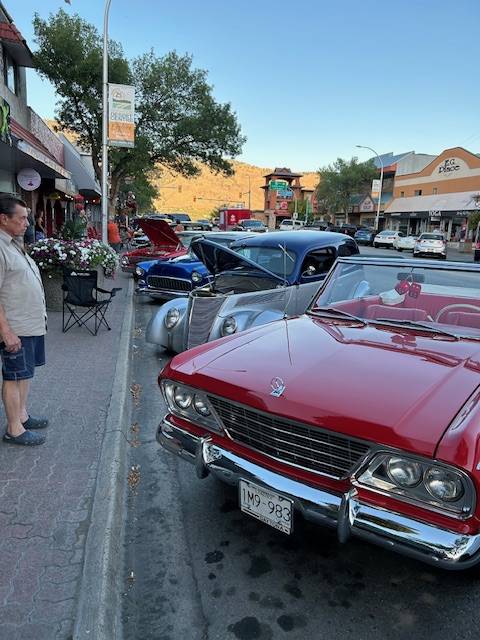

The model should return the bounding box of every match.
[107,217,122,253]
[0,195,48,446]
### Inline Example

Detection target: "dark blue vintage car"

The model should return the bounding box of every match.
[146,230,360,353]
[135,231,251,299]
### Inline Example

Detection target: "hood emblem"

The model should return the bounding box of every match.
[270,377,286,397]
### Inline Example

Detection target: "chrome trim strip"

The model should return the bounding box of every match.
[157,418,480,570]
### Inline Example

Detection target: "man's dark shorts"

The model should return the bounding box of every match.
[1,336,46,381]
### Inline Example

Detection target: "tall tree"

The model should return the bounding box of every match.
[316,157,378,223]
[33,10,246,206]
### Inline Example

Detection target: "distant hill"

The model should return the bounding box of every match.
[45,120,319,219]
[153,161,319,219]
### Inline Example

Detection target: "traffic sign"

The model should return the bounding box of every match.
[269,179,288,190]
[276,188,294,198]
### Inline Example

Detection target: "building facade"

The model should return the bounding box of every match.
[384,147,480,240]
[262,167,317,229]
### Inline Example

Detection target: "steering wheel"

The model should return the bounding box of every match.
[435,303,480,323]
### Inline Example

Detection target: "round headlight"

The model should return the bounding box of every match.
[165,308,180,329]
[121,256,129,265]
[193,395,211,416]
[173,387,193,410]
[135,266,145,277]
[191,271,203,283]
[386,457,422,488]
[221,316,237,337]
[424,467,464,502]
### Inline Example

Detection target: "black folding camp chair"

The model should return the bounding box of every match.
[62,269,122,336]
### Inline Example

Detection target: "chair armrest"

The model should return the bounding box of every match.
[95,286,122,297]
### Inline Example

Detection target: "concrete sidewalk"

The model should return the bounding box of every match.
[0,272,133,640]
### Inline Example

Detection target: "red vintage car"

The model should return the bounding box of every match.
[157,256,480,570]
[120,219,191,274]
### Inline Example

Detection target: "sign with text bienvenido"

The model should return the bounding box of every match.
[108,84,135,148]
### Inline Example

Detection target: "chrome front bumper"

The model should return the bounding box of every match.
[135,286,189,300]
[158,418,480,570]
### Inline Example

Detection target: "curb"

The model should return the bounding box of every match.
[73,277,134,640]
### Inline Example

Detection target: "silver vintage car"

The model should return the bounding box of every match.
[146,231,359,353]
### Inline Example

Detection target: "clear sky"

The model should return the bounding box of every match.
[11,0,480,171]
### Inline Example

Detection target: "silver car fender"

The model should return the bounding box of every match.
[145,298,189,352]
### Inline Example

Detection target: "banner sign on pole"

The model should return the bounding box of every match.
[371,179,381,199]
[108,84,135,148]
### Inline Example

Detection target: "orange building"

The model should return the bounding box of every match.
[385,147,480,240]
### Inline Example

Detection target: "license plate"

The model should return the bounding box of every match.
[239,480,293,534]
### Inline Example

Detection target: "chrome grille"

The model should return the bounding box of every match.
[208,396,370,478]
[147,276,191,292]
[187,296,225,349]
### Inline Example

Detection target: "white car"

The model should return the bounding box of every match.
[393,234,417,251]
[414,233,447,259]
[279,219,306,231]
[373,230,403,248]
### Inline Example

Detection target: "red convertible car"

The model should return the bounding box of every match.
[157,256,480,570]
[120,219,190,274]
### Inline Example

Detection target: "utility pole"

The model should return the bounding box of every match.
[101,0,113,243]
[356,144,384,232]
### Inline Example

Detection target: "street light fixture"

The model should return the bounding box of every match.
[356,145,384,232]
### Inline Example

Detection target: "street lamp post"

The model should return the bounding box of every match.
[101,0,113,243]
[356,145,383,232]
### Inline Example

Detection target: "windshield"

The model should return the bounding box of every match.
[282,220,293,226]
[378,230,394,236]
[311,262,480,338]
[243,220,263,228]
[419,234,444,240]
[235,246,296,276]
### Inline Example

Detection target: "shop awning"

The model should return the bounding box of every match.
[385,191,479,214]
[60,135,101,198]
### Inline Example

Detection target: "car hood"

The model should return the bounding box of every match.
[167,316,480,457]
[138,219,182,249]
[191,239,284,282]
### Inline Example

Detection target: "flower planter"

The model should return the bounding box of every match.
[41,273,64,312]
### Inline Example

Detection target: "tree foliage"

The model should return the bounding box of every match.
[468,210,480,231]
[32,10,245,205]
[315,157,378,222]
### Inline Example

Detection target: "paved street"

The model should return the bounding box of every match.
[0,273,132,640]
[123,291,480,640]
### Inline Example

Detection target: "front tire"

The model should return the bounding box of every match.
[397,248,403,252]
[373,243,378,248]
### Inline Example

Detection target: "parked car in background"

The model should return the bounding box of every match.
[135,232,250,299]
[414,233,447,259]
[373,229,403,248]
[354,228,374,245]
[189,219,213,231]
[394,234,418,252]
[164,213,192,226]
[339,223,358,237]
[157,256,480,570]
[279,219,306,231]
[121,220,203,274]
[146,231,358,353]
[232,219,267,233]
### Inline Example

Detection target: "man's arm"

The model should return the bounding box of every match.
[0,254,20,352]
[0,304,20,352]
